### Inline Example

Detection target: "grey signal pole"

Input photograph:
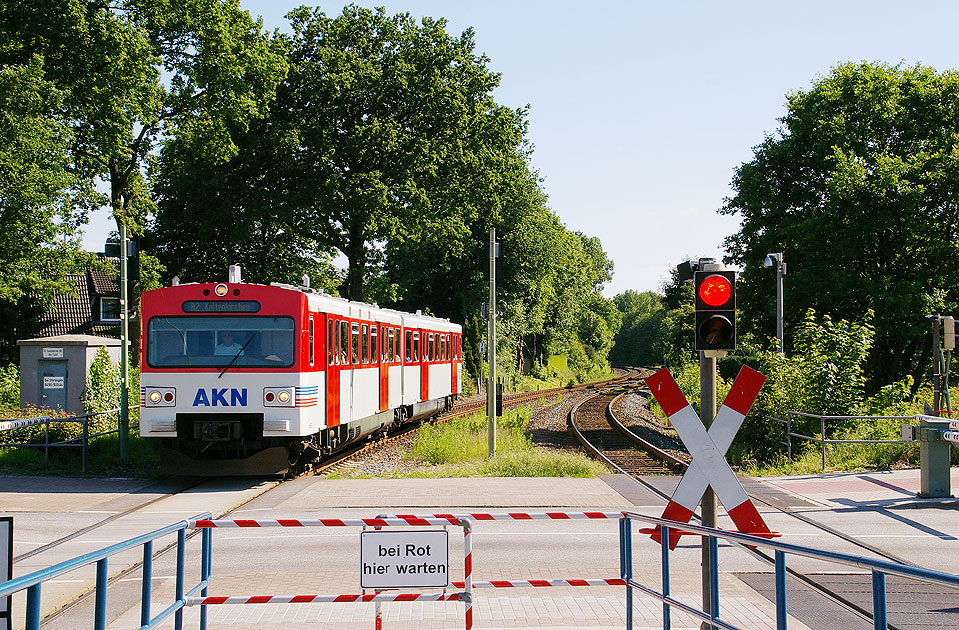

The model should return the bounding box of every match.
[119,223,130,463]
[487,227,497,457]
[764,253,786,353]
[698,259,724,624]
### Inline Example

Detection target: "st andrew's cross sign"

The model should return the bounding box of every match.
[645,366,778,549]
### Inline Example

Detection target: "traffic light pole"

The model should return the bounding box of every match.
[699,351,718,624]
[487,227,497,457]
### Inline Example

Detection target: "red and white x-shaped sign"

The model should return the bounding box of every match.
[646,366,776,549]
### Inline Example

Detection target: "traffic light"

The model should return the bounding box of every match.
[694,270,736,351]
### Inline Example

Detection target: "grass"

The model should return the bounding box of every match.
[333,405,609,479]
[739,441,924,476]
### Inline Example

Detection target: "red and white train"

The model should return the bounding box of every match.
[139,268,462,475]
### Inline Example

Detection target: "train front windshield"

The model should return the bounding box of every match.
[147,316,296,367]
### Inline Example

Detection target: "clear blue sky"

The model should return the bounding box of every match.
[81,1,959,296]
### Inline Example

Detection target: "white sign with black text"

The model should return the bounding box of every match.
[42,347,63,359]
[360,530,449,589]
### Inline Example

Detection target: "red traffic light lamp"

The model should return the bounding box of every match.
[695,271,736,351]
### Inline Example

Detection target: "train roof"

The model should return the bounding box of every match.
[147,279,459,332]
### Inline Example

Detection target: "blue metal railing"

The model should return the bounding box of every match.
[0,513,212,630]
[620,512,959,630]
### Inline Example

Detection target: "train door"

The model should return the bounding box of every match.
[451,334,458,394]
[420,330,430,401]
[326,316,340,427]
[349,322,360,422]
[378,324,389,411]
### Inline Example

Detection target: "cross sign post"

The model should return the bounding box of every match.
[645,366,777,549]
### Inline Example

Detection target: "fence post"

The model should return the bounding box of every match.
[619,517,633,630]
[775,550,787,630]
[786,414,792,461]
[25,584,41,630]
[44,418,50,470]
[141,541,153,628]
[175,528,185,630]
[821,416,827,471]
[661,525,670,630]
[872,570,887,630]
[708,535,720,626]
[201,527,212,630]
[82,415,89,473]
[94,558,107,630]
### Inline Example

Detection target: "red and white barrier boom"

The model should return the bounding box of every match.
[645,366,777,549]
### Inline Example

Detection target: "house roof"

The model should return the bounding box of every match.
[33,271,119,338]
[89,267,118,294]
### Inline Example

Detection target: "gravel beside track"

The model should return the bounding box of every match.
[612,393,691,465]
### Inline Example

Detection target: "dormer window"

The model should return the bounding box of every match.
[100,297,120,321]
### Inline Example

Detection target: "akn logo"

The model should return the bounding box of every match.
[193,388,248,407]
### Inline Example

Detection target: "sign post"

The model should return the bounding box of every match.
[1,517,11,630]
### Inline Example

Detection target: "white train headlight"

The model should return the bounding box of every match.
[264,387,295,407]
[144,387,176,407]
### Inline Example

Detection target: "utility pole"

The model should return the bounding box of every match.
[487,227,497,457]
[119,223,130,464]
[764,253,786,353]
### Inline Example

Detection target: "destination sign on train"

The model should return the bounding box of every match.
[182,300,261,313]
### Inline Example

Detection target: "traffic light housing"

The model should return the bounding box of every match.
[694,270,736,351]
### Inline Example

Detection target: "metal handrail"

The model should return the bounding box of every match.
[621,512,959,630]
[0,512,212,630]
[766,411,921,469]
[0,408,124,472]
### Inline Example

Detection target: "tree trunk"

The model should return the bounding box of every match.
[343,220,367,302]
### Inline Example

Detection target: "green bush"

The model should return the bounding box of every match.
[0,364,19,410]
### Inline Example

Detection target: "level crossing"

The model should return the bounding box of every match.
[4,470,959,629]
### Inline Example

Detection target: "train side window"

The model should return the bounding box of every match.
[386,328,393,363]
[351,323,360,364]
[413,331,420,362]
[361,324,369,364]
[309,316,315,367]
[393,328,400,362]
[441,335,446,361]
[327,320,335,365]
[371,326,378,363]
[340,321,350,364]
[405,330,412,362]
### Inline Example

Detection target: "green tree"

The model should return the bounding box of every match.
[0,57,92,360]
[657,264,696,367]
[150,109,343,289]
[609,290,664,367]
[723,62,959,389]
[0,0,286,242]
[279,5,528,302]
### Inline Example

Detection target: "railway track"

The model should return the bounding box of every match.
[313,368,644,478]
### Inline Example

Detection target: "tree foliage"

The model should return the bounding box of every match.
[609,290,664,367]
[0,0,286,233]
[280,5,529,303]
[149,5,619,380]
[723,62,959,389]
